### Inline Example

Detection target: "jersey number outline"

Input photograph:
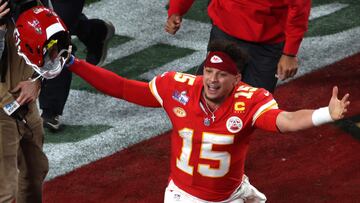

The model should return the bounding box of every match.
[176,128,235,178]
[174,72,196,86]
[234,85,257,99]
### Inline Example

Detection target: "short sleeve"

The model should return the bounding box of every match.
[250,88,283,132]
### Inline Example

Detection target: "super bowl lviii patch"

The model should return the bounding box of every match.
[172,90,189,105]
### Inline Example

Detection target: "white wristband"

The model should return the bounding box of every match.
[312,107,334,126]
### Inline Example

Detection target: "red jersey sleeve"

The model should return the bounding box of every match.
[254,109,282,132]
[251,88,283,132]
[148,71,178,106]
[69,59,161,107]
[283,0,311,55]
[168,0,195,17]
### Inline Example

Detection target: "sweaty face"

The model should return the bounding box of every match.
[203,67,240,104]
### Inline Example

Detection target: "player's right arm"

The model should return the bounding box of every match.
[69,58,161,107]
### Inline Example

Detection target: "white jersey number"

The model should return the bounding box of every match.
[176,128,234,178]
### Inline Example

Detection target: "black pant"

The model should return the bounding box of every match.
[39,0,85,117]
[41,0,94,42]
[39,67,72,117]
[41,0,84,33]
[197,25,283,93]
[40,0,108,116]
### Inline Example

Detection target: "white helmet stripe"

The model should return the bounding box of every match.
[46,22,65,40]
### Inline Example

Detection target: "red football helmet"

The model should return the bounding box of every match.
[14,6,71,79]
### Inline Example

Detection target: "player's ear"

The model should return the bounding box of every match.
[233,73,241,85]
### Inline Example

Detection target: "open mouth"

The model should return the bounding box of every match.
[207,83,221,94]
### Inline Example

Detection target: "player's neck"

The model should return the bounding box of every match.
[202,91,221,112]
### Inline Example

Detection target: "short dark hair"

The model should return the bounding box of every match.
[208,40,248,73]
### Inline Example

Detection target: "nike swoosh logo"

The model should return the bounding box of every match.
[44,121,60,129]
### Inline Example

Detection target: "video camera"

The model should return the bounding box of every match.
[0,0,38,25]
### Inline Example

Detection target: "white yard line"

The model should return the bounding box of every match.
[309,3,348,20]
[139,51,206,80]
[45,91,170,179]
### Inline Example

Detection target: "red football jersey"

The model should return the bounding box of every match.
[149,72,282,201]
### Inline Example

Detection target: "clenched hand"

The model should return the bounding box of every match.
[165,14,182,35]
[277,54,298,80]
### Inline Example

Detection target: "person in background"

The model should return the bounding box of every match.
[39,0,115,131]
[165,0,311,93]
[0,3,70,202]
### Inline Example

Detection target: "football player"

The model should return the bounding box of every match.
[65,41,349,202]
[14,11,350,201]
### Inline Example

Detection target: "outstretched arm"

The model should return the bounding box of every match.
[276,86,350,132]
[69,59,161,107]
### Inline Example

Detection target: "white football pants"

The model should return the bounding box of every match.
[164,175,266,203]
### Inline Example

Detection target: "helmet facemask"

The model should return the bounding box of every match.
[29,32,71,79]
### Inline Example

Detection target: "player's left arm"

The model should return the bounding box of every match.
[276,86,350,132]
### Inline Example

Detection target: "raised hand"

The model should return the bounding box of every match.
[328,86,350,120]
[0,0,10,17]
[0,0,10,28]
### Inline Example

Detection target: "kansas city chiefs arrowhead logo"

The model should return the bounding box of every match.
[210,55,223,63]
